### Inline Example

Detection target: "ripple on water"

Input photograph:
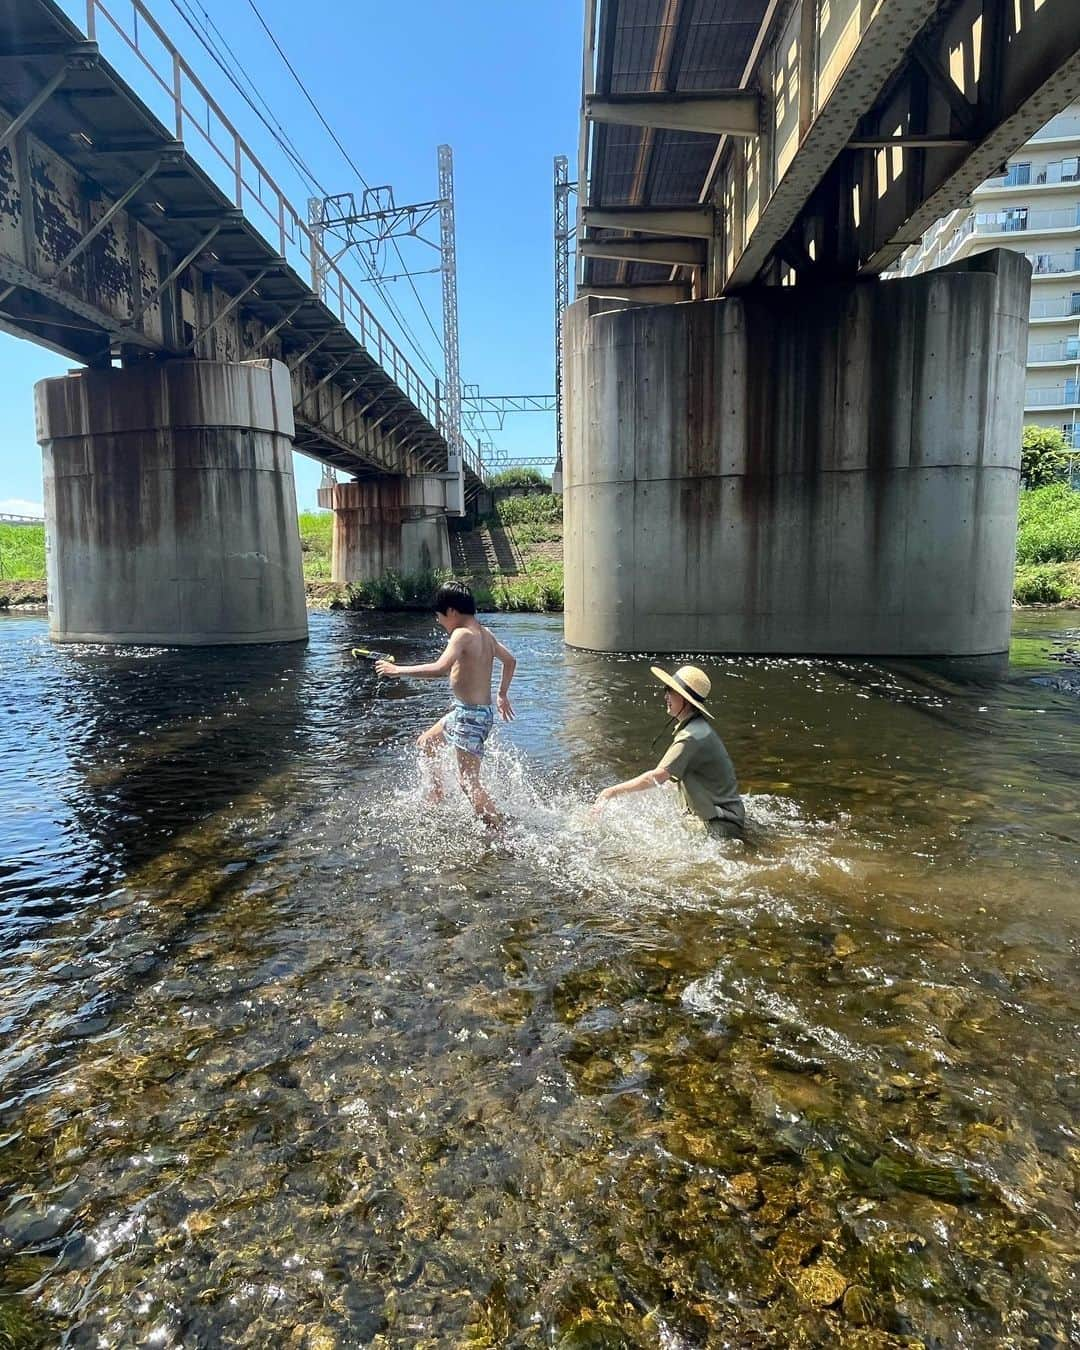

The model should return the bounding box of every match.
[1,610,1079,1345]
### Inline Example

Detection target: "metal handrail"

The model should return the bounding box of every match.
[1025,384,1080,406]
[1029,340,1080,362]
[1031,296,1080,318]
[1031,114,1080,142]
[83,0,459,453]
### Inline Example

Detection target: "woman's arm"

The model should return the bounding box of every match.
[593,765,672,808]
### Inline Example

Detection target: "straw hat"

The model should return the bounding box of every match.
[650,664,714,718]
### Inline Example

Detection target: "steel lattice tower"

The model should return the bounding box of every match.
[554,156,574,483]
[438,145,464,514]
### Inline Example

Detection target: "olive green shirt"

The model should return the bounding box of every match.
[657,715,745,828]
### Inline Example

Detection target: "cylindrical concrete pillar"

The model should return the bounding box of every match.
[37,359,307,645]
[320,478,450,583]
[564,250,1029,657]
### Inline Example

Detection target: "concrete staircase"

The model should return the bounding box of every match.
[449,524,524,577]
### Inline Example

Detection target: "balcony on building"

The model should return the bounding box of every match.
[1030,293,1080,322]
[1030,113,1080,144]
[977,158,1080,196]
[1025,381,1080,409]
[1028,337,1080,366]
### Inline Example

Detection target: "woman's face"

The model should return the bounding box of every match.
[664,688,686,718]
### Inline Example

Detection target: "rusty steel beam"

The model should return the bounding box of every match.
[294,353,356,413]
[52,157,165,277]
[580,236,707,266]
[257,300,306,350]
[586,91,760,138]
[0,64,69,155]
[130,223,221,324]
[583,205,715,238]
[286,331,332,372]
[185,266,271,352]
[726,0,940,288]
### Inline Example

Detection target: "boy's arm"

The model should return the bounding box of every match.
[376,630,462,679]
[491,633,517,721]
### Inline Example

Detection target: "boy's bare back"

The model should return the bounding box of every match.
[446,621,500,705]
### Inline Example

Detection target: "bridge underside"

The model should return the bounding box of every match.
[564,251,1028,656]
[0,0,477,642]
[580,0,1080,296]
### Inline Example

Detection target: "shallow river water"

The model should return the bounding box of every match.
[1,608,1079,1348]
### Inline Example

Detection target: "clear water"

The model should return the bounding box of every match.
[1,609,1078,1347]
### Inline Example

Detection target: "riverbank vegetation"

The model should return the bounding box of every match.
[8,485,1080,610]
[308,562,564,614]
[0,523,45,581]
[1013,483,1080,604]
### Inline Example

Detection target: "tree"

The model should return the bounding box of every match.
[487,466,550,489]
[1021,425,1069,489]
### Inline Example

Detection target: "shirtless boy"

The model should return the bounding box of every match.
[375,582,516,825]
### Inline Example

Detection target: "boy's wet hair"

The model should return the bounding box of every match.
[434,581,476,615]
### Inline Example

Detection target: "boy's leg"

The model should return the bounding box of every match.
[456,749,501,828]
[417,717,448,803]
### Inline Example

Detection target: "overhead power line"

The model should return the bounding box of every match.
[242,0,445,359]
[166,0,443,383]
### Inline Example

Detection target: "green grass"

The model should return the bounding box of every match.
[1015,483,1080,564]
[0,525,45,581]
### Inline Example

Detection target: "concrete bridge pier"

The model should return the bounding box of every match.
[36,359,308,645]
[564,250,1029,657]
[317,479,451,584]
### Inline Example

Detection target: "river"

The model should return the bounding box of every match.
[1,609,1078,1347]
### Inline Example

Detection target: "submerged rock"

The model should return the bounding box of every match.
[790,1257,847,1309]
[842,1284,876,1326]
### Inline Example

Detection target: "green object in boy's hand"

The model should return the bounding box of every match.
[352,647,393,662]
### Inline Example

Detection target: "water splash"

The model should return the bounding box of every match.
[354,736,850,920]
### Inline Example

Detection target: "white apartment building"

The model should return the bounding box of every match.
[895,105,1080,447]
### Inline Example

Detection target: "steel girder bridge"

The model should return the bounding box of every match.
[0,0,484,503]
[578,0,1080,303]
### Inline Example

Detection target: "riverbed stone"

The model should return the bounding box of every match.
[790,1258,848,1309]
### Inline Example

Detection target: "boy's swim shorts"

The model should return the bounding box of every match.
[444,699,494,758]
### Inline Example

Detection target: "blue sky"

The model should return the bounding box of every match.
[0,0,581,513]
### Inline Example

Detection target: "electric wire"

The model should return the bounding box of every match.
[165,0,444,383]
[242,0,447,360]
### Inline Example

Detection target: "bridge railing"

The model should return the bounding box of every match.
[83,0,447,439]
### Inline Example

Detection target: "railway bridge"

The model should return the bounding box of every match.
[0,0,480,643]
[567,0,1080,655]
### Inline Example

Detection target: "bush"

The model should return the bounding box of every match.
[1021,425,1070,488]
[0,524,45,580]
[1014,562,1080,604]
[488,467,550,488]
[346,568,452,610]
[1016,483,1080,563]
[511,519,563,544]
[495,495,562,527]
[298,511,332,579]
[338,566,563,613]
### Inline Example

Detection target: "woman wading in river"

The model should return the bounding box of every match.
[593,664,745,839]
